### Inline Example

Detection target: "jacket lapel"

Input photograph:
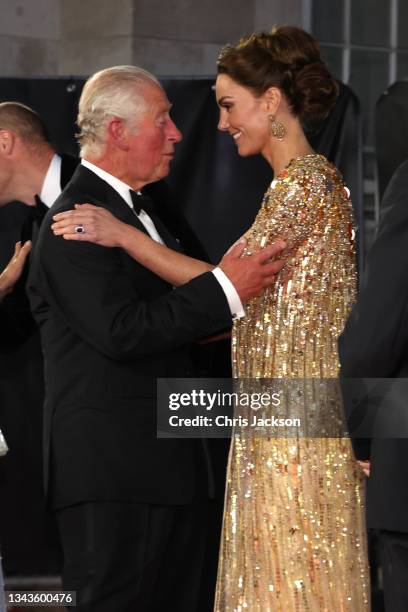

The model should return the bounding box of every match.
[67,166,174,289]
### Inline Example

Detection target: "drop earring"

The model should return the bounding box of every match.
[268,114,286,140]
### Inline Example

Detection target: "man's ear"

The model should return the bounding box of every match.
[107,118,129,151]
[0,130,16,156]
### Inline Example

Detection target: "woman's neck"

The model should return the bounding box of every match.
[262,123,315,176]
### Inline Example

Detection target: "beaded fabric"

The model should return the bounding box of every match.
[214,154,370,611]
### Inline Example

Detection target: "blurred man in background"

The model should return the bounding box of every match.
[0,102,79,575]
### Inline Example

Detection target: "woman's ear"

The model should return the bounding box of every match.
[263,87,282,115]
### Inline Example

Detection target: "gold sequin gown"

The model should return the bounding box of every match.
[214,155,370,611]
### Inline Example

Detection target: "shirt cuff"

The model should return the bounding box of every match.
[212,267,245,320]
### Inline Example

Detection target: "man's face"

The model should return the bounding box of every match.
[126,82,182,185]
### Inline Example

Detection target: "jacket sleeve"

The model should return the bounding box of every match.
[0,277,37,351]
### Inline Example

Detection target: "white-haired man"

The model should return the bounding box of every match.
[28,66,284,612]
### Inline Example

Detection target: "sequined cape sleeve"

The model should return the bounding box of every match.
[233,155,356,379]
[214,155,369,612]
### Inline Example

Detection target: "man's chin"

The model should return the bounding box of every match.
[157,161,172,179]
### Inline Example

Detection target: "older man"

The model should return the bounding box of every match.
[28,66,284,612]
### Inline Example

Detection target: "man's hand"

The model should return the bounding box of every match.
[219,239,286,303]
[0,241,32,300]
[357,460,370,477]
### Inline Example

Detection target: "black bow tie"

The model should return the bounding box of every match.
[129,190,155,216]
[129,189,184,253]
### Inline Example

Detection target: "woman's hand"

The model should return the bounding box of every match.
[0,241,32,299]
[52,204,127,248]
[53,204,213,286]
[357,460,370,477]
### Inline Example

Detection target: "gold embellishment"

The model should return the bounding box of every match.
[215,155,370,611]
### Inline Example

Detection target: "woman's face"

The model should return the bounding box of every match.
[215,74,270,157]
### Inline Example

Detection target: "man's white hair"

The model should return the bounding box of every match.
[77,65,160,158]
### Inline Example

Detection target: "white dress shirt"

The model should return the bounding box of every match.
[81,159,164,245]
[81,159,244,320]
[40,153,62,207]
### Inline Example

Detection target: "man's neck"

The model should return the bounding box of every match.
[85,155,147,192]
[14,148,55,206]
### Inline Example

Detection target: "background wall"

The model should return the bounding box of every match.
[2,0,408,248]
[0,0,305,76]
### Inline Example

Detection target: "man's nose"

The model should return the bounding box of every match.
[168,119,182,143]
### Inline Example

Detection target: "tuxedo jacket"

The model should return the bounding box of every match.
[339,159,408,533]
[0,153,79,350]
[28,165,232,510]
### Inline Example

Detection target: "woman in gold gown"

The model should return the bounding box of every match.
[213,29,369,611]
[213,158,370,611]
[214,165,370,608]
[51,26,370,611]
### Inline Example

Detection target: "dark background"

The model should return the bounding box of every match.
[0,77,363,266]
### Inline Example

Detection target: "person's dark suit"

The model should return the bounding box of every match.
[0,153,79,348]
[0,153,79,575]
[28,164,232,611]
[339,159,408,612]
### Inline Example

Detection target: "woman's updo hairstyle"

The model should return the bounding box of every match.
[217,26,338,124]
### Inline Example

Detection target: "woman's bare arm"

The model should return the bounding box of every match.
[52,204,286,298]
[52,204,212,286]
